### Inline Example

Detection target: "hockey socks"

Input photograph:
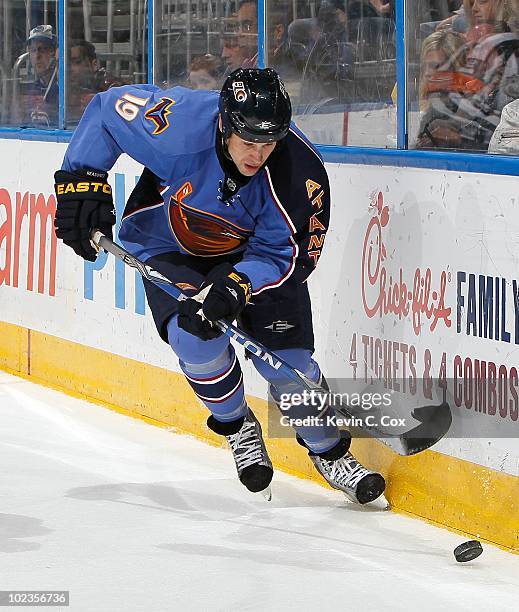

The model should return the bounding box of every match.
[168,314,247,422]
[181,345,247,422]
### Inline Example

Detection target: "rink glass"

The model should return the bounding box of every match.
[153,0,252,89]
[64,1,148,129]
[406,0,519,153]
[0,1,59,128]
[266,0,397,147]
[1,1,519,155]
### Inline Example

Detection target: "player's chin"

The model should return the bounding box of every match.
[241,163,261,176]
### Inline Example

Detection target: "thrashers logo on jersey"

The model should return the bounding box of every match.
[144,97,175,135]
[168,182,252,256]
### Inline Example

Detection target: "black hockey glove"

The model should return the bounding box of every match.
[177,298,223,341]
[177,264,252,341]
[54,168,116,261]
[202,264,252,321]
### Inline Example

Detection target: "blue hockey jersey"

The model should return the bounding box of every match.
[62,84,330,294]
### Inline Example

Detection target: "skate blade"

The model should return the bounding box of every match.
[259,486,272,501]
[342,492,390,510]
[370,493,390,511]
[342,490,358,504]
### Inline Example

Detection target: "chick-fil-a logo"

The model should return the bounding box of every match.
[361,192,451,336]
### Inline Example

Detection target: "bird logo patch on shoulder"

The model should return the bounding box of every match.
[145,97,175,135]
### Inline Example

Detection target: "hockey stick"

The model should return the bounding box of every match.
[91,231,452,456]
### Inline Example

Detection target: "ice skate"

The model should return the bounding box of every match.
[298,433,386,504]
[208,409,273,498]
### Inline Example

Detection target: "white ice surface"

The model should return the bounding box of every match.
[1,371,518,612]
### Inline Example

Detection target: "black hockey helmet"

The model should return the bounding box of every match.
[219,68,292,143]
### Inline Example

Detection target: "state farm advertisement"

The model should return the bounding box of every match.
[0,140,177,370]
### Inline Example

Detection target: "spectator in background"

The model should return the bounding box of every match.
[69,40,100,90]
[415,29,469,148]
[235,0,259,61]
[460,0,519,122]
[457,0,476,31]
[188,54,225,90]
[418,29,468,110]
[415,0,519,150]
[67,40,126,125]
[318,0,350,37]
[488,95,519,151]
[267,3,300,82]
[299,0,356,105]
[285,15,320,75]
[479,0,519,109]
[222,0,299,83]
[348,0,395,19]
[74,40,126,93]
[222,0,258,73]
[467,0,507,41]
[507,0,519,30]
[459,0,510,94]
[221,35,247,74]
[436,0,475,33]
[16,25,58,127]
[221,0,303,82]
[28,25,57,87]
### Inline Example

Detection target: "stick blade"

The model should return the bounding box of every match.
[401,402,453,455]
[334,401,452,456]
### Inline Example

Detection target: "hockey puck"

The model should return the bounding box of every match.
[453,540,483,562]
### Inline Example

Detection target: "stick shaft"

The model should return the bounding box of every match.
[91,231,452,455]
[91,231,321,392]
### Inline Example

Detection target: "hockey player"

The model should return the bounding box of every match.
[53,68,385,504]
